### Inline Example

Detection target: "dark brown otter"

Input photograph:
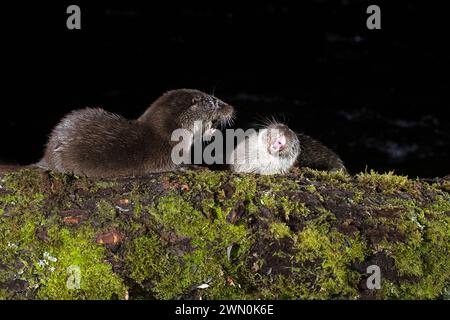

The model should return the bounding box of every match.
[37,89,234,177]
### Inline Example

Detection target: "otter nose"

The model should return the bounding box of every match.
[216,100,227,109]
[219,102,234,115]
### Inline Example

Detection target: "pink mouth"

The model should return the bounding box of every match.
[270,135,287,153]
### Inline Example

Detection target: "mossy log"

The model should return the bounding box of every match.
[0,167,449,300]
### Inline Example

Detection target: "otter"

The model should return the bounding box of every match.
[228,123,300,175]
[37,89,234,177]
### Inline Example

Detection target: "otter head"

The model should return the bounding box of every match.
[264,123,300,159]
[139,89,234,138]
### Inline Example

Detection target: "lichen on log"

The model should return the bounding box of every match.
[0,168,449,300]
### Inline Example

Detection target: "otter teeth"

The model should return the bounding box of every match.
[203,122,217,141]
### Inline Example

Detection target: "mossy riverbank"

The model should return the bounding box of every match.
[0,168,449,299]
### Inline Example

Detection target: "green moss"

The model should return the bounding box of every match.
[294,226,367,298]
[280,196,310,220]
[442,286,450,300]
[356,170,416,195]
[428,178,450,194]
[95,199,117,222]
[124,235,169,285]
[260,193,310,221]
[1,168,449,300]
[2,169,46,196]
[124,232,251,299]
[0,289,9,300]
[179,170,261,219]
[269,222,292,240]
[0,170,126,300]
[258,275,319,299]
[180,170,227,193]
[19,220,38,245]
[202,197,225,220]
[155,195,247,243]
[125,194,251,299]
[426,194,450,216]
[363,185,450,299]
[260,193,277,209]
[302,167,351,185]
[351,190,364,204]
[36,227,126,300]
[0,206,45,252]
[0,211,126,299]
[231,175,258,202]
[90,181,119,193]
[257,174,302,193]
[0,182,45,211]
[133,201,142,216]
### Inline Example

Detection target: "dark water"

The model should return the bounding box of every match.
[1,1,449,177]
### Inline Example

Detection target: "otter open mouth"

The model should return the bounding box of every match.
[202,121,216,141]
[203,113,234,141]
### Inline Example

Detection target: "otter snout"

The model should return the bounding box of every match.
[217,101,234,117]
[213,101,235,128]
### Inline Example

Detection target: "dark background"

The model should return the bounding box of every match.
[1,0,449,177]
